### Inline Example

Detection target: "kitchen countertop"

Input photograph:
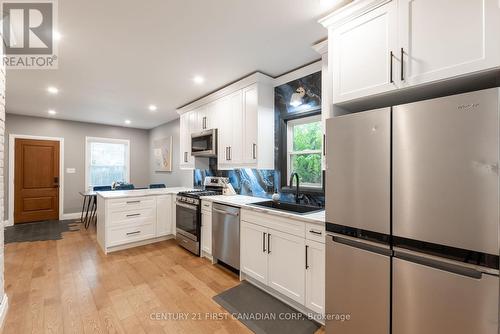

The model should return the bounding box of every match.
[200,194,325,224]
[96,187,192,199]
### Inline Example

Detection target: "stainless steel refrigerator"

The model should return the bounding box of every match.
[325,88,500,334]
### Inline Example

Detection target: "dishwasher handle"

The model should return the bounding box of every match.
[213,208,239,217]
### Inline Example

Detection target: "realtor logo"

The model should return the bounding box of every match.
[1,0,58,69]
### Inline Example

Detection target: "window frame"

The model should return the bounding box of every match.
[85,136,130,190]
[286,115,323,189]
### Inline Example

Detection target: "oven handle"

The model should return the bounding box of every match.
[176,201,198,211]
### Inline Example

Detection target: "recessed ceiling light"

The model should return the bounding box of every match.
[48,109,56,115]
[148,104,157,111]
[124,119,131,125]
[47,86,59,94]
[193,75,205,84]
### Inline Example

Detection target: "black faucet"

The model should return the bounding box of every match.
[289,172,302,204]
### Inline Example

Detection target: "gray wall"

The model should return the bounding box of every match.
[4,114,150,216]
[149,118,192,188]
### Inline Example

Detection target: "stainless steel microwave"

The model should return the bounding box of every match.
[191,129,217,157]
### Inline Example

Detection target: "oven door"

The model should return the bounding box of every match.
[176,200,200,240]
[191,129,217,156]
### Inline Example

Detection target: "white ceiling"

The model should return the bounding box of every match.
[6,0,343,129]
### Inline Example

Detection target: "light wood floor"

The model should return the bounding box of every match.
[2,224,325,334]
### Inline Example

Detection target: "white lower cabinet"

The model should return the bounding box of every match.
[201,209,212,257]
[268,229,306,304]
[241,221,269,284]
[156,195,173,236]
[305,239,325,315]
[241,216,325,314]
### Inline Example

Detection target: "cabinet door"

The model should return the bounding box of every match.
[305,240,325,315]
[268,229,306,304]
[399,0,500,87]
[156,195,172,236]
[241,221,268,285]
[217,95,231,164]
[179,113,193,169]
[243,84,258,164]
[201,210,212,256]
[331,1,398,103]
[219,91,243,167]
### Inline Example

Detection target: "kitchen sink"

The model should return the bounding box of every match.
[249,200,324,215]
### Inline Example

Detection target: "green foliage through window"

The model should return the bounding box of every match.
[288,118,322,187]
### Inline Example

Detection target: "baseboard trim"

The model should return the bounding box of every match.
[0,294,9,330]
[61,212,82,220]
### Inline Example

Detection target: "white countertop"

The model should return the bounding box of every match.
[200,194,325,224]
[96,187,192,199]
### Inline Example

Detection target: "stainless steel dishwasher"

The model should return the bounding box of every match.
[212,203,240,270]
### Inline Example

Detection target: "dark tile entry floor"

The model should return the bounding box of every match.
[4,219,81,244]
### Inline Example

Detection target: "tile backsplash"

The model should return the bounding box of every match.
[193,159,324,207]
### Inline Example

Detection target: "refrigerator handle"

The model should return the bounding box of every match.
[394,250,483,279]
[332,235,392,257]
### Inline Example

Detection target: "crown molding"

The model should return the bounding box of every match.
[312,39,328,55]
[318,0,391,29]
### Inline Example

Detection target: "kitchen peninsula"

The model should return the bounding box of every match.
[96,187,190,253]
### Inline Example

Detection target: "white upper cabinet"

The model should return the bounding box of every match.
[320,0,500,104]
[399,0,500,87]
[330,0,399,103]
[179,112,194,169]
[219,91,243,167]
[177,73,274,170]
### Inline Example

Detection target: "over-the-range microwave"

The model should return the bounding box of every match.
[191,129,217,157]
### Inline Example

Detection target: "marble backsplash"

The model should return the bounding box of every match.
[193,160,324,207]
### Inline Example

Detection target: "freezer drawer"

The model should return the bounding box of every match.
[393,256,499,334]
[393,88,499,255]
[326,235,390,334]
[326,108,391,235]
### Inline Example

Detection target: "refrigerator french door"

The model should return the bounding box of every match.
[325,108,391,334]
[392,88,500,333]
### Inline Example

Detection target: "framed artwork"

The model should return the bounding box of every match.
[153,136,172,172]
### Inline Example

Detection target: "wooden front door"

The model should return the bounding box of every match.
[14,139,60,223]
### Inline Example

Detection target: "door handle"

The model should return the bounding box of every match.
[229,147,232,161]
[400,48,405,81]
[126,231,141,236]
[323,134,326,156]
[203,116,207,129]
[213,208,239,217]
[305,245,309,269]
[309,229,323,236]
[53,176,59,187]
[267,233,271,254]
[394,250,484,279]
[184,151,188,163]
[126,213,141,218]
[389,51,394,84]
[252,143,257,159]
[263,232,267,253]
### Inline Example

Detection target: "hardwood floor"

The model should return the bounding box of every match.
[2,225,325,334]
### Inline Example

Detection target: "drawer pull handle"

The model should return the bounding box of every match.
[126,201,141,204]
[126,231,141,235]
[309,230,322,235]
[126,213,141,217]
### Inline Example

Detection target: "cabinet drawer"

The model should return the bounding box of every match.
[107,223,155,246]
[110,207,156,226]
[306,223,325,244]
[201,200,212,212]
[241,209,305,238]
[109,197,156,212]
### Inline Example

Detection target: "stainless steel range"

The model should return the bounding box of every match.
[175,177,226,255]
